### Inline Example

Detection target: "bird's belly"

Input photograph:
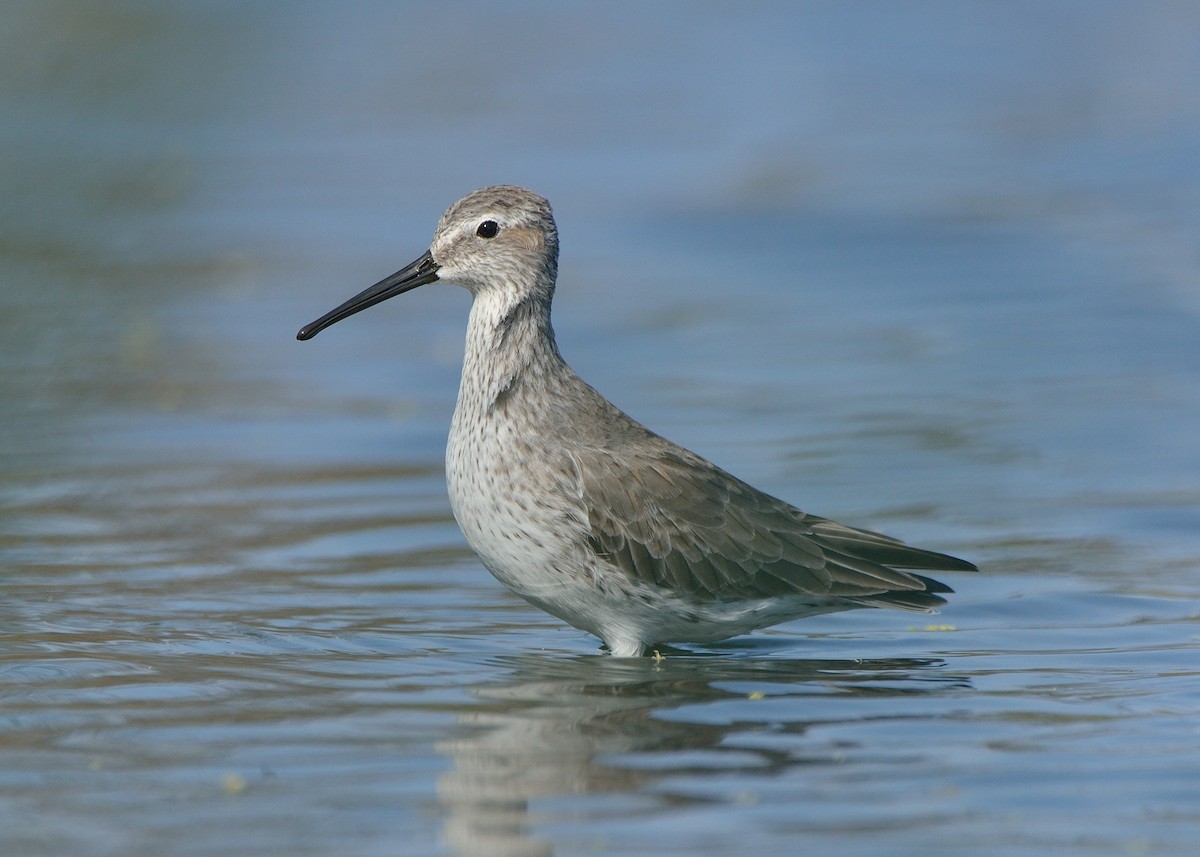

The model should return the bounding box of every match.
[449,483,573,595]
[445,425,597,611]
[448,490,618,638]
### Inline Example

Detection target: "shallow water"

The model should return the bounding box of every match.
[3,3,1199,855]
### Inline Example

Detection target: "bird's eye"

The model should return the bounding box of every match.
[476,220,499,239]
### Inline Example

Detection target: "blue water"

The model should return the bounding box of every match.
[2,3,1199,855]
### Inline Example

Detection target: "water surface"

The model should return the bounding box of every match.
[2,3,1199,855]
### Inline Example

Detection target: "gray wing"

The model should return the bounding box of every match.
[572,444,975,607]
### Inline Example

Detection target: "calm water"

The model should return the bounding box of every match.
[3,3,1199,855]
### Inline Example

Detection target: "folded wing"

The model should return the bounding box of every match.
[572,445,975,608]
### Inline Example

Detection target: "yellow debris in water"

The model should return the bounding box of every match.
[221,773,248,795]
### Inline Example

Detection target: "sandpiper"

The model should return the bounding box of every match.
[298,186,976,656]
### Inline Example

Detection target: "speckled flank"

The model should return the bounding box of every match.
[300,185,977,656]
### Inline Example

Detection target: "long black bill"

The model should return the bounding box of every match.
[297,250,440,341]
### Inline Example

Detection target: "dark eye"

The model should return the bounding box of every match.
[476,220,499,239]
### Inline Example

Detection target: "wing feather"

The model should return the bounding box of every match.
[572,445,974,605]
